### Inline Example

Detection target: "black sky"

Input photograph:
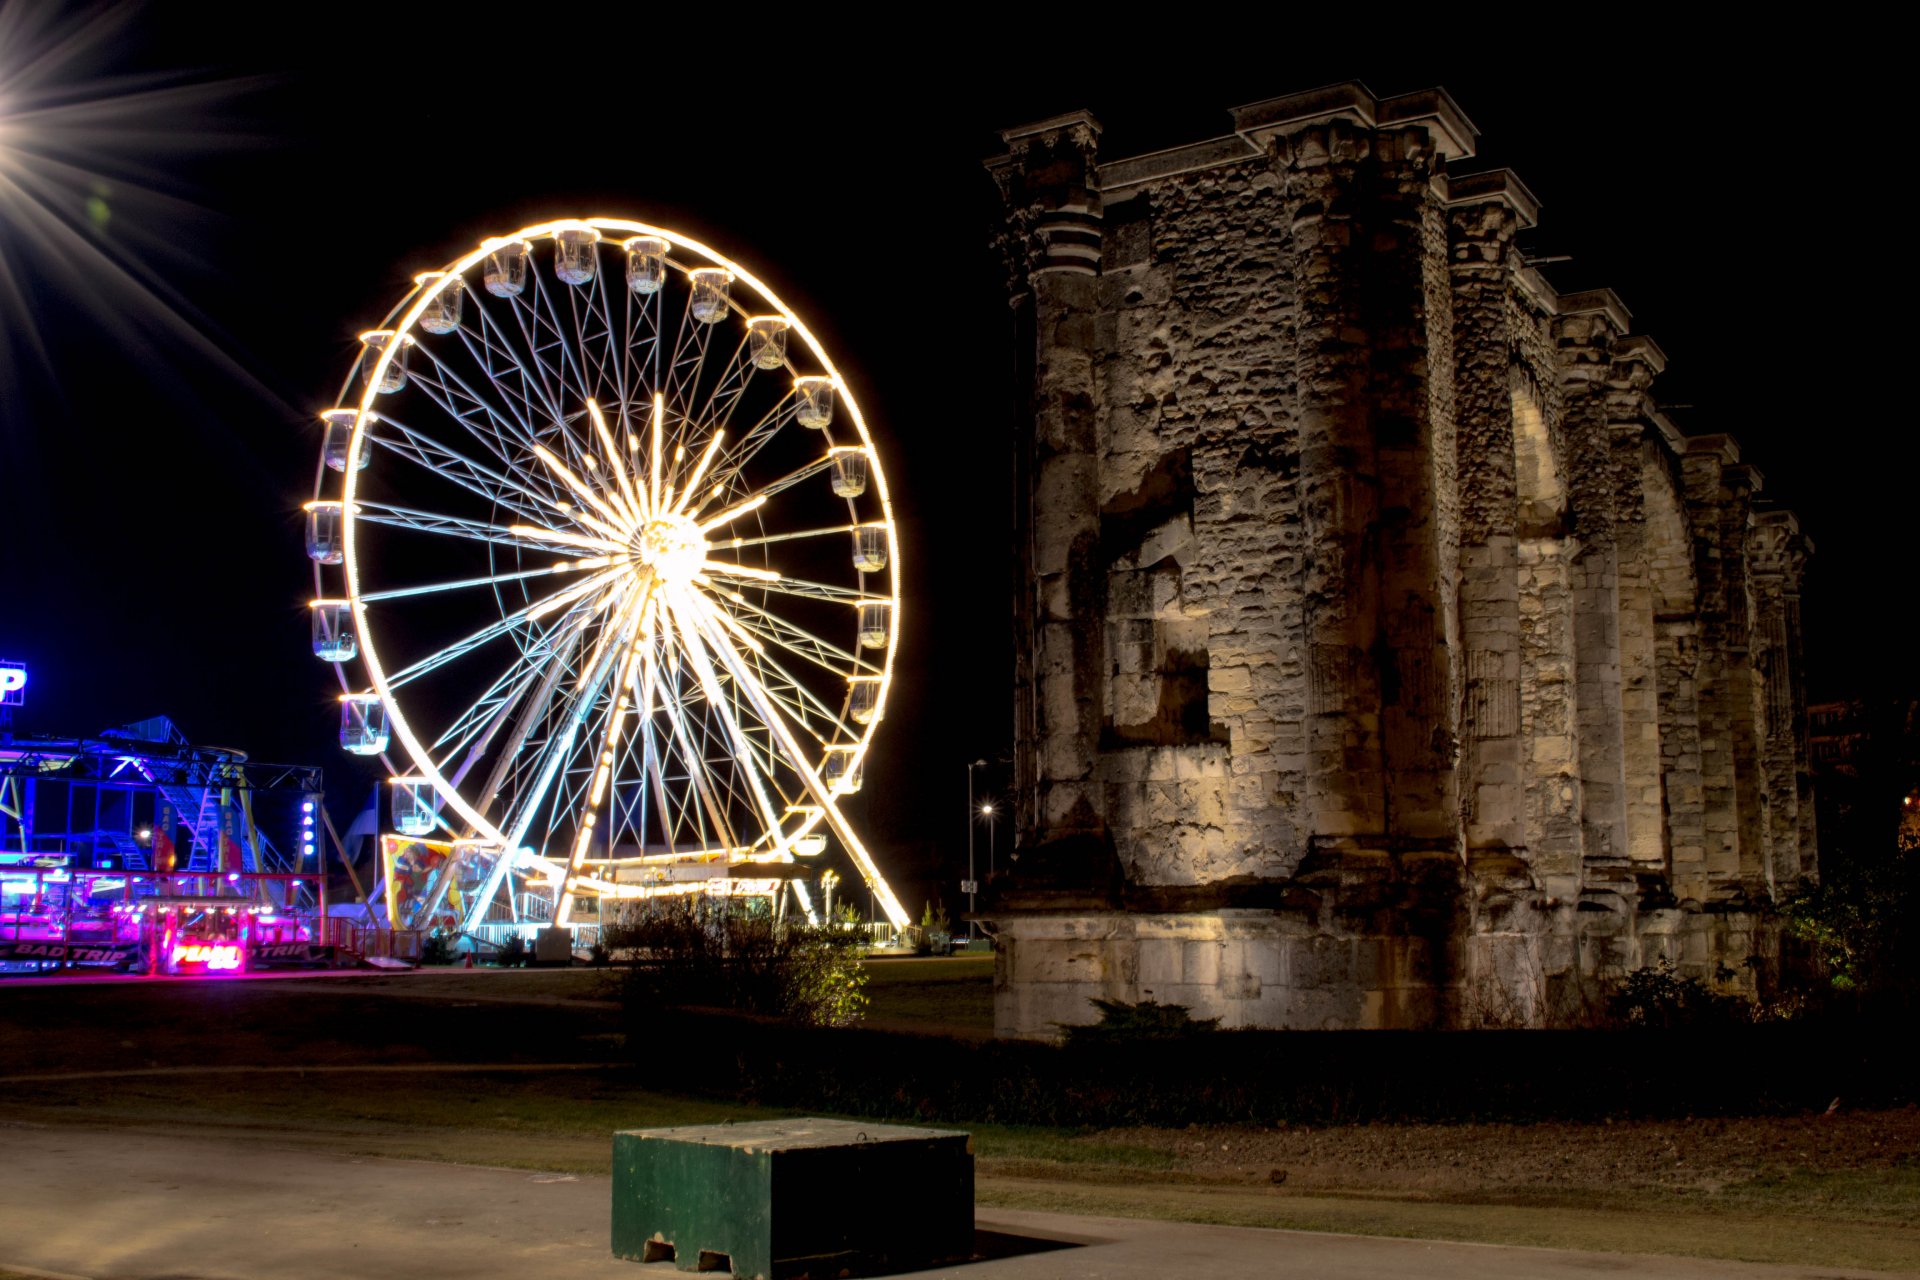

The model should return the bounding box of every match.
[0,7,1905,899]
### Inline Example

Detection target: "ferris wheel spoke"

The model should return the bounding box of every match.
[567,267,625,407]
[665,590,798,856]
[713,608,859,684]
[430,656,544,758]
[583,399,646,526]
[697,340,756,438]
[726,635,858,746]
[698,393,800,507]
[407,341,560,484]
[713,522,863,553]
[388,572,608,691]
[524,443,635,541]
[447,301,544,429]
[729,574,889,606]
[359,560,621,605]
[499,588,641,852]
[689,455,835,519]
[498,285,589,473]
[463,298,568,442]
[661,296,720,433]
[687,595,909,927]
[632,662,685,858]
[368,413,560,523]
[670,656,755,851]
[351,501,542,551]
[646,646,735,853]
[713,591,877,676]
[516,267,591,404]
[623,284,664,443]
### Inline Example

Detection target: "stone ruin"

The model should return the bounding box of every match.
[981,83,1815,1036]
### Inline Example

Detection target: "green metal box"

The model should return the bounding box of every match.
[612,1117,973,1279]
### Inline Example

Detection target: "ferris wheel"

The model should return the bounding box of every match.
[304,219,910,931]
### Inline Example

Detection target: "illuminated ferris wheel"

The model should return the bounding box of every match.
[304,219,910,931]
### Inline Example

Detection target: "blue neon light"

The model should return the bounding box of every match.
[0,660,25,707]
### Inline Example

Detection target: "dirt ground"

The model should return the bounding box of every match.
[1094,1109,1920,1201]
[2,966,1915,1272]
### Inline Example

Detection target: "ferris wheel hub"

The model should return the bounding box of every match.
[634,513,706,585]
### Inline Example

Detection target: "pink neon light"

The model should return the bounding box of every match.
[171,943,242,971]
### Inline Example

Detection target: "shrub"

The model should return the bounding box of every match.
[1605,960,1745,1030]
[419,932,458,966]
[913,901,951,956]
[1063,997,1220,1045]
[602,899,868,1027]
[1783,840,1919,1018]
[496,933,528,968]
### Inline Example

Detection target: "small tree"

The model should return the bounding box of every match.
[496,933,528,968]
[1784,840,1920,1018]
[602,898,869,1027]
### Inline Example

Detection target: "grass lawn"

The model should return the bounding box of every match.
[3,966,1916,1273]
[860,955,994,1036]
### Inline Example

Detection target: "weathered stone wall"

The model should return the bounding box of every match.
[986,84,1815,1037]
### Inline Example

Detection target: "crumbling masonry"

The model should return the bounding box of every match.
[983,83,1815,1035]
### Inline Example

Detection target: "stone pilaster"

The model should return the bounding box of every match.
[1270,118,1459,862]
[1601,337,1672,879]
[1681,435,1767,897]
[1750,509,1813,894]
[1444,174,1531,861]
[988,112,1107,855]
[1556,293,1633,888]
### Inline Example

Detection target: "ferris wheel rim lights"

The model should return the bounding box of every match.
[313,216,908,928]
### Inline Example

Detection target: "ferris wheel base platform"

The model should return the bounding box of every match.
[612,1117,973,1277]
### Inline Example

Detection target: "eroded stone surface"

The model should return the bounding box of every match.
[985,84,1814,1036]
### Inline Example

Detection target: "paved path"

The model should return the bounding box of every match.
[0,1126,1902,1280]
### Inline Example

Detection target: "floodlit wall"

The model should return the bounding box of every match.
[985,84,1815,1036]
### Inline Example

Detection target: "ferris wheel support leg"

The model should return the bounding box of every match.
[457,844,526,936]
[666,592,805,865]
[791,878,820,926]
[459,634,587,935]
[686,599,911,930]
[513,594,642,928]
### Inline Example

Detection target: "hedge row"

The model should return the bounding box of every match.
[625,1010,1913,1127]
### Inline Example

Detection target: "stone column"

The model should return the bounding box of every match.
[1556,294,1633,887]
[1272,119,1458,862]
[1681,435,1767,897]
[1444,177,1529,860]
[1274,118,1388,854]
[988,112,1107,853]
[1601,337,1671,877]
[1750,509,1812,893]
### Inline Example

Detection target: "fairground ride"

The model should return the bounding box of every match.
[305,220,911,941]
[0,717,328,974]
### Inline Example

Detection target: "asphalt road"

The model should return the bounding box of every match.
[0,1126,1903,1280]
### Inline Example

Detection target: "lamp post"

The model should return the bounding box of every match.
[965,758,986,941]
[981,802,996,879]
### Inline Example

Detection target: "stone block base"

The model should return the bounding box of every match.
[990,904,1781,1037]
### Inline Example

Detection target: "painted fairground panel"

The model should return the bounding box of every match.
[380,835,499,933]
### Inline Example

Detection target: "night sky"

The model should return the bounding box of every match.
[1,8,1903,900]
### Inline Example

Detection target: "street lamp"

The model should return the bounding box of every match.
[965,759,986,941]
[980,802,996,879]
